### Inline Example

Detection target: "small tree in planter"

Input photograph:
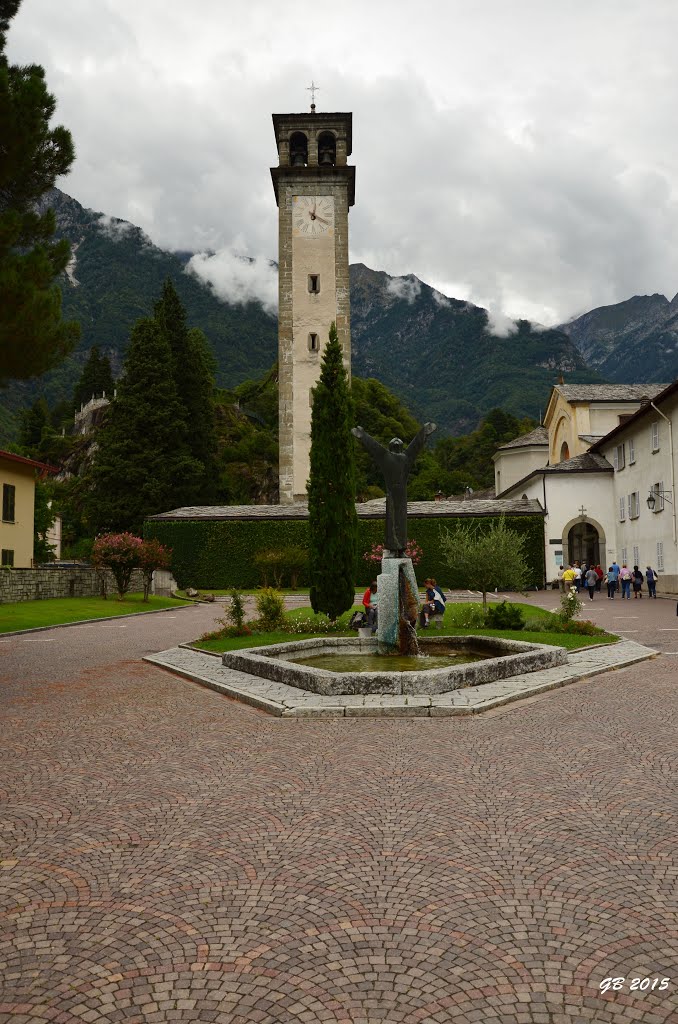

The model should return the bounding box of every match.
[92,533,143,600]
[138,538,172,602]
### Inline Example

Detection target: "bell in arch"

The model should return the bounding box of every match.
[289,131,308,167]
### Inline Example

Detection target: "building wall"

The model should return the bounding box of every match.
[500,472,616,583]
[0,460,35,568]
[600,397,678,588]
[494,445,548,495]
[547,394,653,465]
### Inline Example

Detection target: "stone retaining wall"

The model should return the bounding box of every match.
[0,566,147,604]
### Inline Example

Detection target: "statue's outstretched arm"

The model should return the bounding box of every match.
[405,422,436,467]
[352,425,388,468]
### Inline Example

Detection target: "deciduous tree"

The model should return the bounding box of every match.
[439,516,529,610]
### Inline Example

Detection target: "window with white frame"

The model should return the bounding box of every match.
[651,421,660,452]
[613,443,625,470]
[657,541,665,571]
[628,438,635,464]
[633,545,639,566]
[619,495,626,521]
[621,547,628,566]
[628,491,640,519]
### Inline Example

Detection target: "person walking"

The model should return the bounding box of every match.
[620,564,633,599]
[606,567,616,599]
[646,565,658,598]
[562,565,576,590]
[585,565,598,600]
[632,565,644,598]
[594,564,604,592]
[573,562,582,592]
[610,560,621,594]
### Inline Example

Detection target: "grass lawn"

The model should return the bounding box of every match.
[0,593,191,633]
[194,600,618,653]
[176,587,312,598]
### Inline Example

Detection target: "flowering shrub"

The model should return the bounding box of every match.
[137,537,172,602]
[559,585,583,623]
[92,533,143,600]
[363,539,423,566]
[281,615,347,635]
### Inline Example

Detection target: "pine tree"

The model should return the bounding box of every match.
[307,322,358,620]
[154,279,217,500]
[0,1,80,384]
[89,318,202,533]
[73,346,114,409]
[19,396,50,451]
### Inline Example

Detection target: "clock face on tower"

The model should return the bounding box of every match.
[292,195,334,237]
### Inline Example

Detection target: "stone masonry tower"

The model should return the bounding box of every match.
[271,106,355,503]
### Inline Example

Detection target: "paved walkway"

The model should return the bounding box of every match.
[1,596,677,1022]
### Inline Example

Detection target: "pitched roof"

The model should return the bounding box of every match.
[496,426,549,450]
[0,449,56,473]
[554,383,669,403]
[589,377,678,452]
[147,497,544,522]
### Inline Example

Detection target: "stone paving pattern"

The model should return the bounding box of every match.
[1,597,678,1021]
[146,640,656,718]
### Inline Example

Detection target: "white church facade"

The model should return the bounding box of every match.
[494,382,678,593]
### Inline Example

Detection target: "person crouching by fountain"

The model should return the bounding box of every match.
[362,581,378,633]
[420,578,446,627]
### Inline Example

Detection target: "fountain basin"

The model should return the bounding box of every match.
[221,635,567,696]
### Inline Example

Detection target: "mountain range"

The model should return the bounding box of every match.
[2,188,677,442]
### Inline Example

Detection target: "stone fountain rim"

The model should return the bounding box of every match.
[221,634,569,697]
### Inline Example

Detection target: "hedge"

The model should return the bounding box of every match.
[144,513,545,590]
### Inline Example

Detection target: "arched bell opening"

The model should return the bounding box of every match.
[289,131,308,167]
[560,441,570,461]
[317,131,337,167]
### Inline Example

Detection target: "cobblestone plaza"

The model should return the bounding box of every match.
[1,597,677,1022]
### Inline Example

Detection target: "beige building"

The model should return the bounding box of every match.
[271,107,355,503]
[544,383,668,465]
[0,450,53,568]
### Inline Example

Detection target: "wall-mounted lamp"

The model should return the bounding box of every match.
[647,487,673,510]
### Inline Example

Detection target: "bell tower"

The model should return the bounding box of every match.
[271,102,355,503]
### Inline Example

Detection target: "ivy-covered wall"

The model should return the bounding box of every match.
[144,513,545,590]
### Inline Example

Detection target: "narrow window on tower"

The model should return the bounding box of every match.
[308,333,319,353]
[308,274,320,294]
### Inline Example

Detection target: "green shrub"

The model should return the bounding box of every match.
[280,545,308,588]
[253,549,286,587]
[485,601,525,630]
[562,619,605,636]
[255,587,285,630]
[226,589,246,632]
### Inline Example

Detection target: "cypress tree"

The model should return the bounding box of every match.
[307,322,358,620]
[0,0,80,384]
[89,318,201,533]
[154,279,217,500]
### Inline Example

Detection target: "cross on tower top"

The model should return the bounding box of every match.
[306,80,320,111]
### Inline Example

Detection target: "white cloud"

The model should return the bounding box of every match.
[484,305,519,339]
[186,249,278,314]
[8,0,678,324]
[95,214,138,242]
[385,275,421,304]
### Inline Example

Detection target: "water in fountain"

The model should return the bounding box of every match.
[398,567,421,656]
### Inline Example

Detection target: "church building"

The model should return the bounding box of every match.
[493,382,677,591]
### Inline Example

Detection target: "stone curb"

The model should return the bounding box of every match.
[144,640,658,719]
[0,601,198,638]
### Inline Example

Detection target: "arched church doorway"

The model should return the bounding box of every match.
[567,521,600,566]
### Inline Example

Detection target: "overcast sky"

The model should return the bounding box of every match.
[9,0,678,324]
